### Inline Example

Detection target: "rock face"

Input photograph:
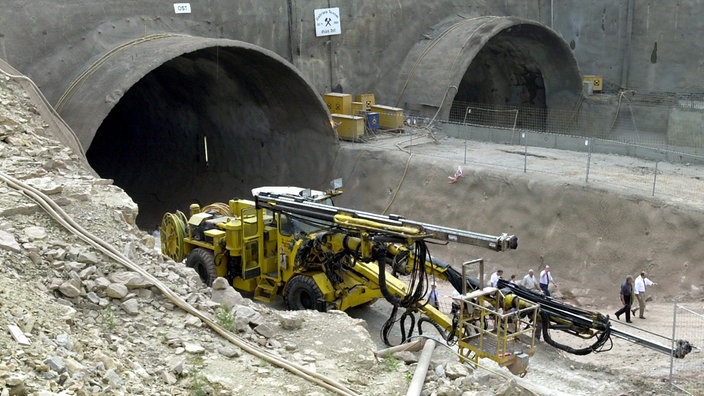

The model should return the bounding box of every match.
[0,75,502,396]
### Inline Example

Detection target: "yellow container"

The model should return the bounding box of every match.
[324,93,352,115]
[370,104,404,129]
[355,93,376,110]
[351,101,365,115]
[582,75,603,92]
[332,114,365,141]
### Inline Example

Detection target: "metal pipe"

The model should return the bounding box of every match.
[523,132,528,173]
[585,138,591,183]
[374,339,425,358]
[406,339,436,396]
[621,0,634,88]
[203,135,209,167]
[669,299,677,386]
[652,160,659,196]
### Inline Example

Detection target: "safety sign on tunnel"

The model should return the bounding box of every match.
[315,7,341,37]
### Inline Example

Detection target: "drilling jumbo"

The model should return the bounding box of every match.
[159,180,692,376]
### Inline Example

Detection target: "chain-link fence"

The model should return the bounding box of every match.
[446,96,704,150]
[349,98,704,207]
[382,125,704,210]
[670,303,704,395]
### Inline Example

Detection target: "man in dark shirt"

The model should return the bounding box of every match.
[614,275,634,323]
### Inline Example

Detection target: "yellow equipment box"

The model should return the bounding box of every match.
[355,93,376,110]
[582,75,603,92]
[370,104,404,130]
[324,93,352,115]
[351,101,365,115]
[332,114,365,141]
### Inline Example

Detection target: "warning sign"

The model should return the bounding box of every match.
[314,7,341,37]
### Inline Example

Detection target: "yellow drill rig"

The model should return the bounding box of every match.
[159,181,692,376]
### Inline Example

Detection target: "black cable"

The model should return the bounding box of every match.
[399,311,416,344]
[540,311,613,355]
[417,316,450,342]
[381,305,401,346]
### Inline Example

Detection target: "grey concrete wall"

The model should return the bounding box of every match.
[553,1,704,93]
[4,1,704,105]
[668,109,704,147]
[2,0,704,157]
[3,0,704,230]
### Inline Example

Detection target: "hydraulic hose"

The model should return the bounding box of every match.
[497,278,612,356]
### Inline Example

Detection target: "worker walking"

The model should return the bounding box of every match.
[521,269,542,294]
[614,275,634,323]
[539,265,557,296]
[427,282,439,309]
[490,269,504,288]
[632,271,657,319]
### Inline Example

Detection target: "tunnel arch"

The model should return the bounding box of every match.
[56,35,338,229]
[395,16,582,128]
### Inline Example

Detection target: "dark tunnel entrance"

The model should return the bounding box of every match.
[450,26,547,130]
[449,24,550,130]
[85,45,337,230]
[397,17,582,130]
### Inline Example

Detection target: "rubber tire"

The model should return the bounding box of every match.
[284,275,324,311]
[186,248,218,287]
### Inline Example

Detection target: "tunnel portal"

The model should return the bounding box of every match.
[397,17,582,130]
[80,41,337,230]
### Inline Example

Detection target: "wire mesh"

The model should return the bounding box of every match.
[345,96,704,208]
[670,303,704,395]
[448,97,704,150]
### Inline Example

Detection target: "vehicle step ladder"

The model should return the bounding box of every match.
[254,278,278,303]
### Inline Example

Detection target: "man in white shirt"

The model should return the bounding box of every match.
[539,265,557,297]
[490,269,504,288]
[521,269,542,294]
[632,271,657,319]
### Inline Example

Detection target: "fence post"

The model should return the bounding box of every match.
[464,139,467,164]
[652,160,659,196]
[585,138,592,183]
[669,299,677,388]
[522,132,527,173]
[511,109,518,145]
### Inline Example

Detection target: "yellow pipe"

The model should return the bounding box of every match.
[334,214,422,236]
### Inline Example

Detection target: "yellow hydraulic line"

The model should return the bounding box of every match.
[334,213,422,236]
[0,170,359,396]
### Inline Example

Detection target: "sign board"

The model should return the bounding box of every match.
[174,3,192,14]
[314,7,341,37]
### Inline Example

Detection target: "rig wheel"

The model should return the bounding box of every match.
[160,211,188,262]
[284,275,324,311]
[186,248,218,287]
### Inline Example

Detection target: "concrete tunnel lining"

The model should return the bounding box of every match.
[396,16,582,124]
[59,36,338,229]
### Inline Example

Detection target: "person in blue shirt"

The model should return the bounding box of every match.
[614,275,634,323]
[427,282,439,309]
